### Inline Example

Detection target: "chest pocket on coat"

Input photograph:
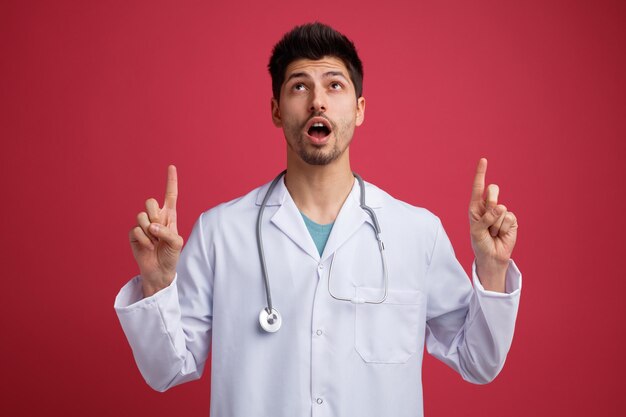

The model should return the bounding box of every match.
[354,287,425,364]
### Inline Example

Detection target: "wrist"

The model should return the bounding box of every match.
[140,272,175,298]
[475,258,508,293]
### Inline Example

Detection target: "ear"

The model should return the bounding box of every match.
[271,97,282,127]
[355,96,366,127]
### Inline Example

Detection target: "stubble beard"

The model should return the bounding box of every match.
[285,116,353,166]
[296,140,342,165]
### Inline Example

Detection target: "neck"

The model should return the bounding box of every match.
[285,150,354,224]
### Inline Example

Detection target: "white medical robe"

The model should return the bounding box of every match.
[115,177,522,417]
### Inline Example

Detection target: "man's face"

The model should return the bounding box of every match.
[271,56,365,166]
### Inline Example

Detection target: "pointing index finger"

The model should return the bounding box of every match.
[471,158,488,203]
[164,165,178,210]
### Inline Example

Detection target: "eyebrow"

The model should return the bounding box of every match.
[285,71,349,83]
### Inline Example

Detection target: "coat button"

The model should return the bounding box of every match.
[316,398,323,405]
[316,329,323,336]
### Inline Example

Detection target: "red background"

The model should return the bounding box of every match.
[2,0,625,415]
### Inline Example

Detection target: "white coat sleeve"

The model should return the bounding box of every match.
[425,220,521,384]
[114,213,213,392]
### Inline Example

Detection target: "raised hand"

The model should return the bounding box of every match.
[129,165,184,297]
[469,158,518,292]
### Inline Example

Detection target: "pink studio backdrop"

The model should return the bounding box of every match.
[2,0,625,416]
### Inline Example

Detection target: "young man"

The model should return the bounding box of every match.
[115,23,521,417]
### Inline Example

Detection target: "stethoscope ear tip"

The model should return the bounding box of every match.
[259,308,282,333]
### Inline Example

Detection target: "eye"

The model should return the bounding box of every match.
[293,83,307,91]
[330,82,343,90]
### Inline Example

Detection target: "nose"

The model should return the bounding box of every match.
[309,85,327,113]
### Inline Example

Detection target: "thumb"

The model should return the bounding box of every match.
[149,223,183,250]
[471,204,506,239]
[478,204,507,229]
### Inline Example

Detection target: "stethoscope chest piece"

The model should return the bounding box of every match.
[259,307,282,333]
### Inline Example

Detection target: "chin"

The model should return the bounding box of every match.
[298,148,343,166]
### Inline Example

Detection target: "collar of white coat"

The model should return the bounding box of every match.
[254,174,383,261]
[254,174,383,209]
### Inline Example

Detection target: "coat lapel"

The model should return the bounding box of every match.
[256,177,320,261]
[320,179,383,262]
[255,174,384,263]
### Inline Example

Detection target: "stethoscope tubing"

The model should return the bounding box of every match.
[257,170,388,332]
[256,170,287,316]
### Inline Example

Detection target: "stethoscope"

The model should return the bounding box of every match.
[257,170,389,333]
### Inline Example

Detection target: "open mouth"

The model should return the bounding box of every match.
[306,118,332,140]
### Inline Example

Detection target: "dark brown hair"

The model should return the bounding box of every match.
[268,22,364,101]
